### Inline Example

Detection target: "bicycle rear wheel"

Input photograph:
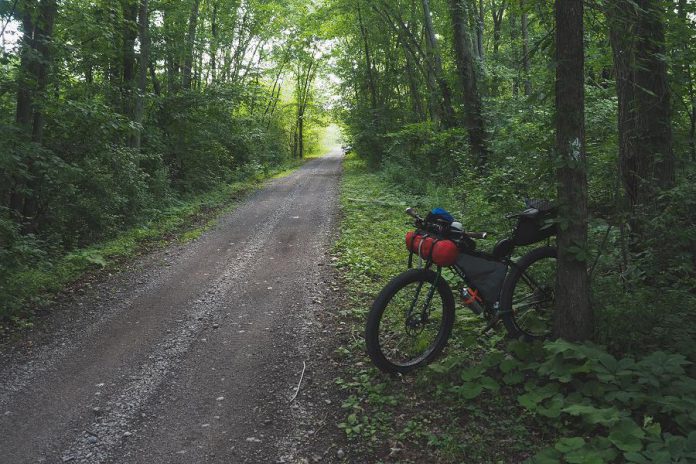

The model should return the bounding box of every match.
[365,269,455,374]
[500,246,557,340]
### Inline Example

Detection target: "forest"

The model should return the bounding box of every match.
[1,0,696,462]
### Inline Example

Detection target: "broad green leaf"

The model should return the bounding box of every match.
[561,404,623,426]
[527,447,562,464]
[608,419,645,452]
[554,437,585,453]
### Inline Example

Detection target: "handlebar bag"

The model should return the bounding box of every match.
[455,253,507,307]
[406,231,459,267]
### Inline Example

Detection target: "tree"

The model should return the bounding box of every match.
[182,0,201,90]
[421,0,455,127]
[553,0,592,341]
[606,0,675,211]
[449,0,489,167]
[11,0,58,223]
[131,0,150,149]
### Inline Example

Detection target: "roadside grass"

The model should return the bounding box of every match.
[333,153,550,463]
[334,153,696,464]
[0,155,315,335]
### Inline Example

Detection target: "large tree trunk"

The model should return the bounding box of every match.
[15,3,35,132]
[11,0,57,224]
[490,1,506,96]
[492,1,505,56]
[422,0,455,128]
[521,0,531,96]
[210,0,218,83]
[449,0,489,167]
[607,0,675,210]
[122,0,138,115]
[357,2,378,110]
[182,0,200,91]
[553,0,592,341]
[509,8,519,96]
[164,7,178,93]
[476,0,484,61]
[15,0,56,140]
[131,0,149,149]
[405,48,426,121]
[677,0,695,161]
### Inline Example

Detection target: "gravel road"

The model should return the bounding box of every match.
[0,149,353,463]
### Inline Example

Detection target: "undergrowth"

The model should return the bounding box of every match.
[334,153,696,463]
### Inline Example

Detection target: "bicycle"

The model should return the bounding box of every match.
[365,200,557,374]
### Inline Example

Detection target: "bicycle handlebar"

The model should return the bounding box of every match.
[405,207,488,240]
[466,232,488,240]
[405,207,421,220]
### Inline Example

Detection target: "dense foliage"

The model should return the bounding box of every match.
[335,153,696,463]
[327,1,696,462]
[326,0,696,354]
[0,0,327,321]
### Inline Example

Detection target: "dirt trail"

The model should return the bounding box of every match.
[0,149,349,463]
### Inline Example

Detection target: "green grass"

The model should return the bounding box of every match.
[334,154,696,464]
[333,153,549,463]
[0,155,315,333]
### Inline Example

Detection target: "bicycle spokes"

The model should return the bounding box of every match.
[380,280,444,365]
[512,266,555,336]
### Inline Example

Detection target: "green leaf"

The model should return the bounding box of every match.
[518,388,557,410]
[564,449,605,464]
[503,371,524,385]
[527,447,563,464]
[85,253,107,267]
[454,383,483,400]
[561,404,623,426]
[499,358,521,374]
[538,394,565,418]
[624,452,650,463]
[608,419,645,452]
[554,437,585,453]
[460,365,485,382]
[480,375,500,392]
[427,363,451,374]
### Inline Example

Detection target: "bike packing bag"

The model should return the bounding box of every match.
[406,231,460,267]
[455,253,507,307]
[512,210,557,246]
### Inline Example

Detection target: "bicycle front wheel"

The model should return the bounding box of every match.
[500,246,557,340]
[365,269,455,374]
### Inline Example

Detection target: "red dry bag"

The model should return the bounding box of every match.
[405,231,460,267]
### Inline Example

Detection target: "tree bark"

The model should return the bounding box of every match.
[677,0,696,161]
[31,0,55,142]
[607,0,675,210]
[476,0,484,61]
[404,47,426,121]
[15,1,34,132]
[131,0,149,149]
[357,2,378,110]
[509,8,519,96]
[11,0,56,218]
[210,0,218,83]
[182,0,200,91]
[492,1,505,56]
[421,0,455,128]
[449,0,489,167]
[122,0,138,115]
[521,0,531,96]
[553,0,592,341]
[164,7,178,93]
[149,60,161,96]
